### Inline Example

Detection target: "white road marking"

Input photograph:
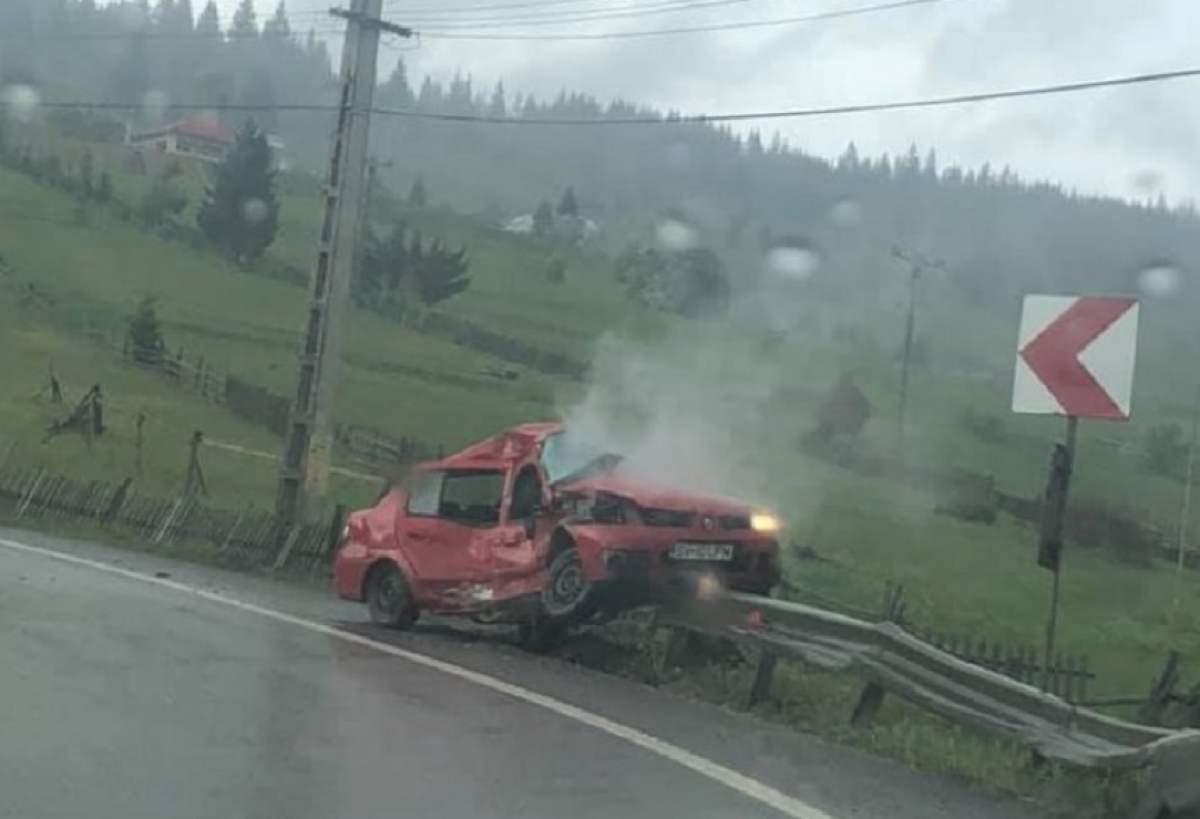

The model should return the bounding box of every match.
[0,536,835,819]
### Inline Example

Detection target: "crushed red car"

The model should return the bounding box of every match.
[333,422,781,642]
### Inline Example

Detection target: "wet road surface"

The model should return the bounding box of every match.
[0,529,1040,819]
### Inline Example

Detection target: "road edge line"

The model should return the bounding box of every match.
[0,536,834,819]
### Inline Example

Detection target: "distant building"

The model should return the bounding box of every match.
[125,118,288,168]
[503,213,599,241]
[126,117,236,163]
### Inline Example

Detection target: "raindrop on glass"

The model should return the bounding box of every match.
[2,85,41,124]
[1130,169,1163,196]
[1137,263,1181,297]
[242,198,269,225]
[665,142,691,170]
[765,245,820,281]
[656,219,698,251]
[830,198,863,228]
[142,90,169,123]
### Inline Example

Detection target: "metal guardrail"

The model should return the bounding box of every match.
[665,593,1200,819]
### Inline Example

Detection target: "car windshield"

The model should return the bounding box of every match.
[540,431,623,485]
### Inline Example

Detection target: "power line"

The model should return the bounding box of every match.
[5,0,949,41]
[17,67,1200,125]
[381,0,658,13]
[415,0,953,39]
[386,0,763,27]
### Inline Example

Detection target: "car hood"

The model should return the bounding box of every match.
[560,471,751,516]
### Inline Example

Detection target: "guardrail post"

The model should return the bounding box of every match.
[742,651,778,710]
[1139,652,1181,726]
[850,681,886,727]
[651,624,691,684]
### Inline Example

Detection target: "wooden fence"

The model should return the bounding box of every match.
[123,342,444,471]
[0,466,342,577]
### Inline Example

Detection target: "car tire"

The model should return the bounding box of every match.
[366,564,419,629]
[541,547,594,621]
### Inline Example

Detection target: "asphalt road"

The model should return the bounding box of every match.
[0,528,1040,819]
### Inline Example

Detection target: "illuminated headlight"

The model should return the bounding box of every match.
[750,512,781,533]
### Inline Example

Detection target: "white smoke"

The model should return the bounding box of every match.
[558,251,827,508]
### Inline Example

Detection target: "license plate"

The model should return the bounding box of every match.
[670,542,735,562]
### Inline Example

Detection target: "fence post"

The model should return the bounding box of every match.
[324,504,347,562]
[101,478,133,524]
[135,413,145,479]
[153,496,185,544]
[272,525,301,572]
[183,430,207,497]
[220,505,251,552]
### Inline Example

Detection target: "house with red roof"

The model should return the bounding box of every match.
[125,117,237,164]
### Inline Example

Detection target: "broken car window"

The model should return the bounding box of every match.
[439,470,504,526]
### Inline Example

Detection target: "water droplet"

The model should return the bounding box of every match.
[765,245,820,280]
[242,198,269,225]
[656,219,697,251]
[1138,263,1181,297]
[665,142,691,170]
[830,198,863,228]
[1130,169,1163,196]
[2,85,40,124]
[141,90,169,123]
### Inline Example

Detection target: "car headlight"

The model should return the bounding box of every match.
[750,512,781,533]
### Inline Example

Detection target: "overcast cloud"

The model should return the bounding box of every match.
[217,0,1200,203]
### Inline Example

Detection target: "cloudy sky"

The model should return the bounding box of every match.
[213,0,1200,203]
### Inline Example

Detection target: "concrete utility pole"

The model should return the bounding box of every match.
[892,247,945,462]
[275,2,412,525]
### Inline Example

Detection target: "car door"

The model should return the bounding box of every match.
[482,463,549,600]
[399,468,502,608]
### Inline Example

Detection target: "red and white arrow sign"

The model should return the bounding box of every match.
[1012,295,1139,420]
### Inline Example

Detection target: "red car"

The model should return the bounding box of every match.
[333,423,781,642]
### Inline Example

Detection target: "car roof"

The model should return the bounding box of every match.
[422,421,563,471]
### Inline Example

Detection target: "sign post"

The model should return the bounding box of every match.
[1013,295,1138,692]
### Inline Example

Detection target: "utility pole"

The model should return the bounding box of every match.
[892,247,944,462]
[275,2,412,525]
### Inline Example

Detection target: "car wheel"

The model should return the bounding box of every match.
[366,564,419,629]
[542,547,593,620]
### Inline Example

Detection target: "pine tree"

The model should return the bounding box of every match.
[198,121,279,265]
[230,0,257,38]
[923,148,938,179]
[263,1,291,40]
[174,0,194,31]
[380,58,414,107]
[128,296,166,365]
[533,200,554,236]
[195,1,220,36]
[557,186,579,217]
[837,142,860,172]
[489,81,507,117]
[153,0,175,28]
